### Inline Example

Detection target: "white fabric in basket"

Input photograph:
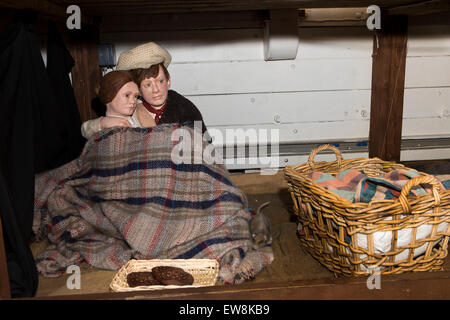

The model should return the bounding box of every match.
[356,215,448,270]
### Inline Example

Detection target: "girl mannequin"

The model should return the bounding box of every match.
[81,70,156,139]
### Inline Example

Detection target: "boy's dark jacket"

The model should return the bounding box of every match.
[156,89,208,134]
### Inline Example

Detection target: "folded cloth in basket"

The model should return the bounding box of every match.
[307,169,366,202]
[308,168,447,204]
[355,169,445,203]
[443,180,450,189]
[436,174,450,190]
[33,124,273,284]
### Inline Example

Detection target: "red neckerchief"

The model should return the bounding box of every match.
[142,100,167,124]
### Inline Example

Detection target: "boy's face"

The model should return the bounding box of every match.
[139,65,171,108]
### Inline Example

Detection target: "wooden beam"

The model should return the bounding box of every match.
[68,26,102,122]
[388,0,450,16]
[5,0,448,18]
[30,270,450,300]
[0,0,67,15]
[0,216,11,299]
[99,10,265,32]
[48,0,439,15]
[368,15,408,162]
[0,0,96,25]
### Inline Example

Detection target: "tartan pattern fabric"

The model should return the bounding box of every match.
[354,169,444,202]
[308,169,366,202]
[33,124,273,283]
[307,169,447,203]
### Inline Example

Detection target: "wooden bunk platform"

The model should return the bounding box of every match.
[30,164,450,300]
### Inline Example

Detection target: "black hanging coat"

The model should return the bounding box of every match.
[0,14,84,298]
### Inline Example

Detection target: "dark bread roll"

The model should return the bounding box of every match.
[152,266,194,285]
[126,271,161,287]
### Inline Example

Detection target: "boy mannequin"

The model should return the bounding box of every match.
[81,42,207,139]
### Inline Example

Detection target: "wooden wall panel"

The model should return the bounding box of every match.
[191,90,371,126]
[101,23,449,167]
[403,88,450,120]
[407,25,450,57]
[193,88,448,125]
[169,58,372,94]
[405,57,450,88]
[102,27,374,62]
[207,121,370,147]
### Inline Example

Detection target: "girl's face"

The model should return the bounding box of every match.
[139,65,171,108]
[106,81,139,117]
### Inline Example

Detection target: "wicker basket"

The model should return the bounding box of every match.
[284,144,450,276]
[110,259,219,292]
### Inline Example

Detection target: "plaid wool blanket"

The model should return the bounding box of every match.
[33,124,273,283]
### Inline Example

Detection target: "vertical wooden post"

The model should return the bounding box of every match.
[68,25,102,122]
[369,15,408,162]
[0,216,11,299]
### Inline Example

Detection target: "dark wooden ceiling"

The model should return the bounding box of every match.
[0,0,449,30]
[46,0,442,16]
[50,0,448,15]
[1,0,449,17]
[45,0,433,16]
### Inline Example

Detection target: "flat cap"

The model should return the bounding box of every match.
[116,42,172,70]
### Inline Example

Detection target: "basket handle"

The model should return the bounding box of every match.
[398,175,443,213]
[307,144,343,170]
